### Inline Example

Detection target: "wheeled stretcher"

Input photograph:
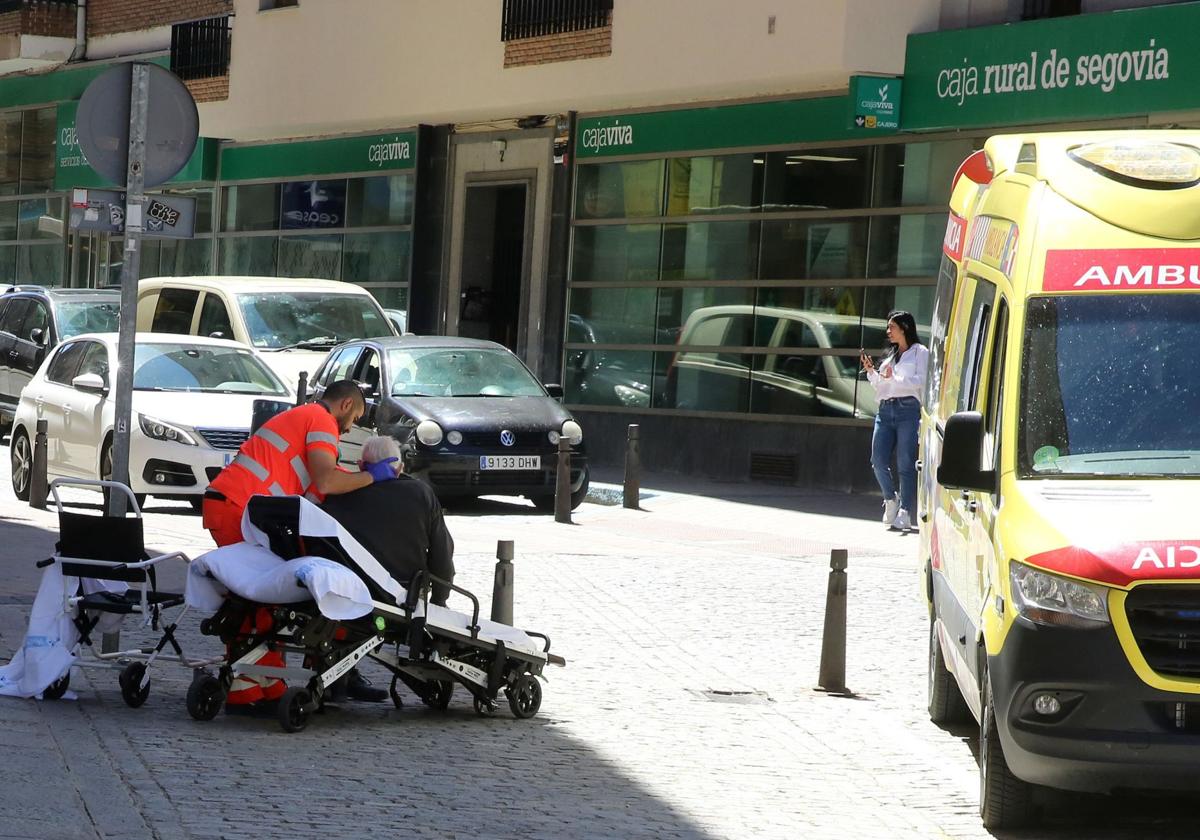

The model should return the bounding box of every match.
[184,495,564,732]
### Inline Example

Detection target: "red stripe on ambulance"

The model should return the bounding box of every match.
[1044,248,1200,291]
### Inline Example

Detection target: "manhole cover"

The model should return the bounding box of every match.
[692,689,772,705]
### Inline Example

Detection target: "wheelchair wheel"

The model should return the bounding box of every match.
[506,674,542,719]
[278,686,312,733]
[119,662,150,708]
[186,675,225,721]
[42,672,70,701]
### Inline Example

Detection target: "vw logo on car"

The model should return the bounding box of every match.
[500,430,516,447]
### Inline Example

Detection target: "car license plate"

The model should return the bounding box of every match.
[479,455,541,470]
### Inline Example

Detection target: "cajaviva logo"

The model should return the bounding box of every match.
[1044,248,1200,290]
[1025,542,1200,587]
[879,84,889,102]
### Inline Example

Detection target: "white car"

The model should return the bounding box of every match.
[10,333,293,507]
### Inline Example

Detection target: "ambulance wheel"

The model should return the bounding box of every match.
[473,697,496,717]
[119,662,150,708]
[42,672,70,700]
[928,616,970,725]
[506,674,542,719]
[186,675,225,721]
[980,675,1034,829]
[279,687,312,733]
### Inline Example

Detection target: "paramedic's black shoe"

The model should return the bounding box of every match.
[346,669,387,702]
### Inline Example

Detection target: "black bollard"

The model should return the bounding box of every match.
[554,437,571,524]
[491,540,514,625]
[295,371,308,406]
[623,424,640,510]
[816,549,849,694]
[29,419,48,510]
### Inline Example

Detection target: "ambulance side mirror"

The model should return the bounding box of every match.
[937,411,995,493]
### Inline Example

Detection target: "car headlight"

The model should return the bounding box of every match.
[446,430,463,446]
[1009,561,1109,628]
[561,419,583,445]
[547,430,560,445]
[415,420,443,446]
[138,414,198,446]
[614,383,650,408]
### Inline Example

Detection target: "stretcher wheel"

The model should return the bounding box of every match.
[473,697,496,717]
[429,680,454,711]
[506,674,542,719]
[119,662,150,708]
[388,675,404,710]
[42,673,70,701]
[186,675,225,721]
[279,686,312,733]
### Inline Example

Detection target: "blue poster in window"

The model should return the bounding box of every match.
[281,180,346,229]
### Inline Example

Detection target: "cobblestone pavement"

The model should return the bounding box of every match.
[1,457,1200,838]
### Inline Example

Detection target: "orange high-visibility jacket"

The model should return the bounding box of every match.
[209,402,340,508]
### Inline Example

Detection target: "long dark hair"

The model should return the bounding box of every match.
[883,310,922,363]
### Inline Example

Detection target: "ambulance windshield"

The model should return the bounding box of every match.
[1019,294,1200,477]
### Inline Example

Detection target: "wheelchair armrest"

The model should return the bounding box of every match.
[36,557,54,569]
[119,551,191,570]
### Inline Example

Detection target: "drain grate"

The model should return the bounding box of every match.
[749,452,798,483]
[692,689,773,705]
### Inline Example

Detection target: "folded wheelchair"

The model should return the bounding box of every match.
[187,495,565,733]
[37,479,217,705]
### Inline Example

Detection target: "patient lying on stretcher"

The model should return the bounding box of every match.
[320,436,456,607]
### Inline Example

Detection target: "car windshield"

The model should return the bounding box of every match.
[56,300,119,338]
[386,347,544,397]
[1019,294,1200,477]
[133,344,288,395]
[236,292,389,349]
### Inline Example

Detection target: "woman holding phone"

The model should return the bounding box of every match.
[861,310,929,532]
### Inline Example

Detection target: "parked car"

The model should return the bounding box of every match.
[309,335,588,510]
[10,333,293,507]
[0,286,120,428]
[383,308,408,334]
[135,276,396,393]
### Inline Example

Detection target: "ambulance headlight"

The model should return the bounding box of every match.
[415,420,443,447]
[1069,140,1200,188]
[1009,561,1109,628]
[138,414,198,446]
[561,420,583,445]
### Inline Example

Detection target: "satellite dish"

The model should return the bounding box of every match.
[76,63,199,189]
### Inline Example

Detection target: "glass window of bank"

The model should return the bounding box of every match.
[0,108,66,285]
[566,135,979,421]
[217,174,414,312]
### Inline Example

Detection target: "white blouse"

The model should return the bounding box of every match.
[867,343,929,403]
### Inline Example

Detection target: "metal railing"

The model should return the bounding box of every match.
[170,16,231,80]
[501,0,612,41]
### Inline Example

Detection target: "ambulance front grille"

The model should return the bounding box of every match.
[1125,586,1200,678]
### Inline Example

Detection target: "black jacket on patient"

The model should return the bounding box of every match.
[320,475,455,606]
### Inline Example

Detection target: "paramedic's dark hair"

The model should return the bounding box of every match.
[883,310,922,361]
[322,379,366,408]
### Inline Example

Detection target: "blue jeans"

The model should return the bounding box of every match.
[871,396,920,514]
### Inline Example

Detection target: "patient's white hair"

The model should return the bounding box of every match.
[362,435,403,466]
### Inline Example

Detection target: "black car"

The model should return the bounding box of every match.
[309,336,589,510]
[0,286,121,428]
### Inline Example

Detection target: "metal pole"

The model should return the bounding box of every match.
[295,371,308,406]
[107,62,149,518]
[29,419,48,510]
[817,549,849,694]
[554,437,571,524]
[623,423,640,510]
[491,540,514,625]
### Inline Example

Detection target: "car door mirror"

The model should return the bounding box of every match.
[72,372,108,395]
[937,411,995,492]
[544,383,564,401]
[30,327,46,346]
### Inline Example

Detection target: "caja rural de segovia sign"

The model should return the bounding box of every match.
[902,1,1200,131]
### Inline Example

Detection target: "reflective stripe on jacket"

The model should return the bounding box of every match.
[209,402,340,509]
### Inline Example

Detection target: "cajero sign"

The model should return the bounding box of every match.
[903,2,1200,131]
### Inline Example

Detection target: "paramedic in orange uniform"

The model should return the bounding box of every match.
[201,379,394,705]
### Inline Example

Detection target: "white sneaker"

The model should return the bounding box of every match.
[882,495,899,526]
[892,508,913,532]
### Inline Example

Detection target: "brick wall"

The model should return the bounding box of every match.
[504,16,612,68]
[184,73,228,102]
[88,0,232,36]
[0,3,75,38]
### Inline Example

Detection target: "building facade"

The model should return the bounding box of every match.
[0,0,1195,488]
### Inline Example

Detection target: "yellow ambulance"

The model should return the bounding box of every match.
[921,131,1200,829]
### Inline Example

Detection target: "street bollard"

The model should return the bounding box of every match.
[554,437,572,524]
[295,371,308,406]
[623,424,641,510]
[491,540,514,625]
[29,419,48,510]
[816,549,849,694]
